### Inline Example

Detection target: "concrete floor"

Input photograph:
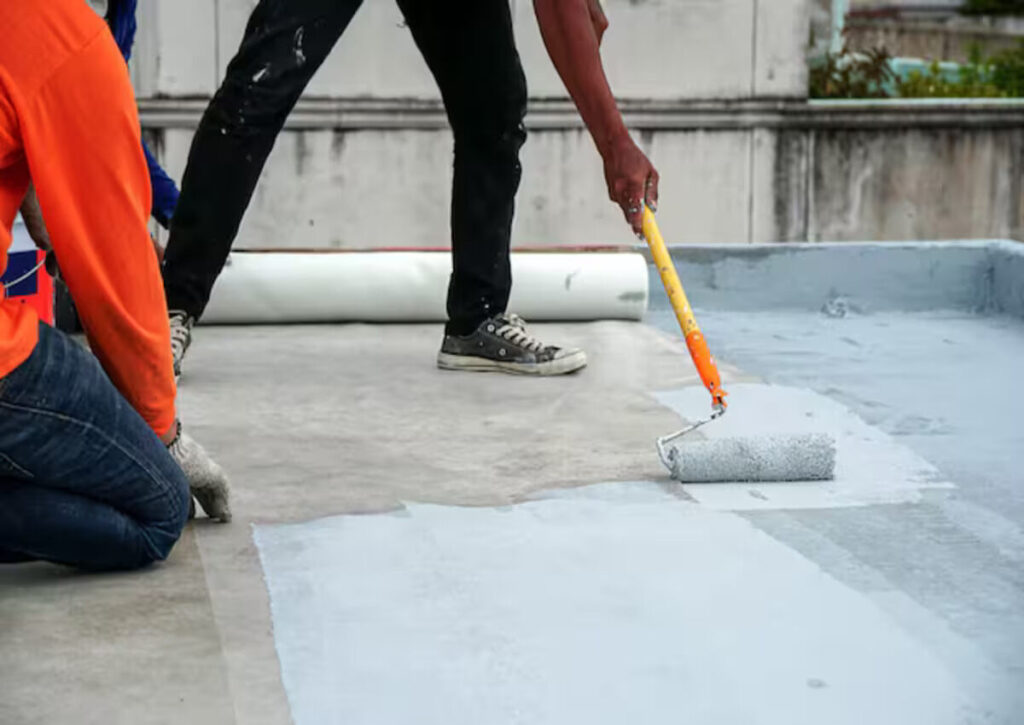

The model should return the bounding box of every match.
[1,311,1022,723]
[0,321,714,724]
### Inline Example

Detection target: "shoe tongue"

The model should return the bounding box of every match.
[498,313,525,330]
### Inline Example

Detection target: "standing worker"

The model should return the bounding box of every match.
[162,0,658,378]
[0,0,230,570]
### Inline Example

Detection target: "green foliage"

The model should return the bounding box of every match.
[961,0,1024,16]
[810,42,1024,98]
[897,43,1024,97]
[809,47,894,99]
[897,64,1001,98]
[988,42,1024,95]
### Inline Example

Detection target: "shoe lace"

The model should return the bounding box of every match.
[169,312,192,357]
[495,313,546,353]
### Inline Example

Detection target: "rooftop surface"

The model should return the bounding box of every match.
[1,243,1022,724]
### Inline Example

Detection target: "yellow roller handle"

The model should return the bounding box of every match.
[641,206,728,413]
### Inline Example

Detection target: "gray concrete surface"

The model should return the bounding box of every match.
[2,243,1022,723]
[0,321,710,725]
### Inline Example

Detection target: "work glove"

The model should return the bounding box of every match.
[167,425,232,523]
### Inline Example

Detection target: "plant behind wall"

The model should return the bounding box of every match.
[961,0,1024,16]
[810,42,1024,98]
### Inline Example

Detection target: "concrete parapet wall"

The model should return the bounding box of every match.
[127,1,1023,247]
[131,0,809,101]
[992,241,1024,317]
[653,240,1020,314]
[845,18,1024,64]
[142,99,1024,247]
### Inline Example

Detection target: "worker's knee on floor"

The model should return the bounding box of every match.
[141,470,191,565]
[168,466,192,534]
[139,520,186,568]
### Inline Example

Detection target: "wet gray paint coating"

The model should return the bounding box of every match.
[646,305,1024,719]
[255,483,985,725]
[248,242,1023,724]
[252,306,1023,723]
[648,310,1024,520]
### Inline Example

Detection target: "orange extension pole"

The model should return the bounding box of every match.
[641,206,728,415]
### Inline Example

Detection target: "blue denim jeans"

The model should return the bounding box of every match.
[0,323,189,570]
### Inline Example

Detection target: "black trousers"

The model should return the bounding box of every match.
[162,0,527,335]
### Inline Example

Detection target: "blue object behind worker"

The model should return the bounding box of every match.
[106,0,179,229]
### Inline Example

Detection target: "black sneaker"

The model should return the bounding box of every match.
[437,313,587,376]
[168,310,195,379]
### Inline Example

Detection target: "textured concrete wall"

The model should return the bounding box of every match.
[136,0,810,247]
[133,0,810,101]
[761,120,1024,243]
[133,1,1024,247]
[845,19,1024,63]
[152,125,757,248]
[149,105,1024,247]
[803,127,1024,242]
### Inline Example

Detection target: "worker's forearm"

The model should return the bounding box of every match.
[533,0,628,155]
[18,184,51,252]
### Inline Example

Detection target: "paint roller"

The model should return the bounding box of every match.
[641,206,836,483]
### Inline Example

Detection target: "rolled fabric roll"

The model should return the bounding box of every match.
[201,251,649,324]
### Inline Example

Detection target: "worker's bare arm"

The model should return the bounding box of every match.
[533,0,659,234]
[18,184,51,253]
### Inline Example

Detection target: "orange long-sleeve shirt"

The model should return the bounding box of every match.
[0,0,176,436]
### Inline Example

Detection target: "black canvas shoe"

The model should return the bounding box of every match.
[168,310,195,379]
[437,313,587,376]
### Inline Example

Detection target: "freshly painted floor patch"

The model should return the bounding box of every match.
[653,383,953,510]
[254,483,980,725]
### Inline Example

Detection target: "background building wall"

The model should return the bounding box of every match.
[133,0,1023,246]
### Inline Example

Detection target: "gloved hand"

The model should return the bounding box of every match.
[167,425,232,523]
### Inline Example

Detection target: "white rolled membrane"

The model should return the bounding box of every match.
[201,251,649,324]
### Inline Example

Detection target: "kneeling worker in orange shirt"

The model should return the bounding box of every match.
[0,0,230,570]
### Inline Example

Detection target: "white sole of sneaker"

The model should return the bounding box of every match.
[437,351,588,376]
